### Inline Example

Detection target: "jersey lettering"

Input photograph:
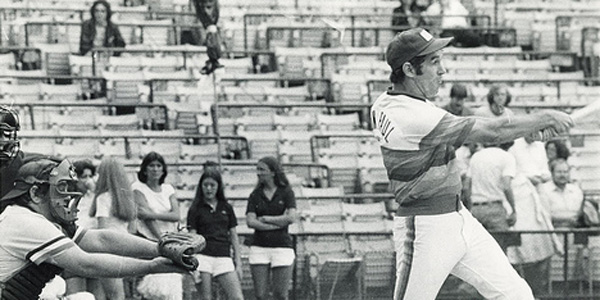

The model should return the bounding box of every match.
[373,110,395,143]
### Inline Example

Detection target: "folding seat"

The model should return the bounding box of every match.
[331,74,369,105]
[180,143,219,163]
[0,52,16,70]
[317,154,358,194]
[316,113,360,132]
[142,56,183,73]
[96,113,141,132]
[53,139,101,162]
[341,202,389,233]
[102,71,146,104]
[480,59,516,76]
[39,83,82,101]
[347,234,394,295]
[235,114,274,132]
[0,83,40,103]
[108,56,144,73]
[237,129,280,159]
[517,59,552,75]
[69,54,94,77]
[35,43,71,77]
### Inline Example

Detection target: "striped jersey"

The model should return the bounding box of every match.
[371,90,475,216]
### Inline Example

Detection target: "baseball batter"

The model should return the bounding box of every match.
[371,28,573,300]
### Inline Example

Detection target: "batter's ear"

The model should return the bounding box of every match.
[402,62,417,78]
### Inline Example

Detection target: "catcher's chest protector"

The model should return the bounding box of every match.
[1,262,63,300]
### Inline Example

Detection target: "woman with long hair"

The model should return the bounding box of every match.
[132,151,183,300]
[246,156,298,300]
[474,84,514,118]
[79,0,126,56]
[89,157,137,300]
[187,169,244,300]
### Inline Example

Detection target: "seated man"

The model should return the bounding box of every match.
[0,158,191,299]
[539,158,584,228]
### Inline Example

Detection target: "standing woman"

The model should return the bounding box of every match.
[187,170,244,300]
[89,157,137,300]
[246,156,298,300]
[79,0,126,56]
[132,151,183,300]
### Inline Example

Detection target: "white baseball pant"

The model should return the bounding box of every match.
[393,207,534,300]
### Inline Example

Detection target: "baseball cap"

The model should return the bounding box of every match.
[386,28,453,73]
[0,159,58,201]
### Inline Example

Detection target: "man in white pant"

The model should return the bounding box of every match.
[370,27,574,300]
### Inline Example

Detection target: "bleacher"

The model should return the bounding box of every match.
[2,0,600,299]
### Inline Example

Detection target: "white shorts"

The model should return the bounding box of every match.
[248,246,295,267]
[193,254,236,277]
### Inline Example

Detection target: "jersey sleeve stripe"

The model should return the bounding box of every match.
[419,114,475,149]
[72,227,88,244]
[26,236,74,263]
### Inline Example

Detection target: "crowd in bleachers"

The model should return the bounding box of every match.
[0,0,599,299]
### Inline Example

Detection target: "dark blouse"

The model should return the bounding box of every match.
[187,200,237,257]
[246,186,296,248]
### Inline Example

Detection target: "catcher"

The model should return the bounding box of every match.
[0,158,205,299]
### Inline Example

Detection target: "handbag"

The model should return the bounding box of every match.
[579,198,600,227]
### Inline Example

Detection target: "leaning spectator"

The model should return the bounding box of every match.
[423,0,481,47]
[391,0,428,31]
[474,84,514,119]
[79,0,126,56]
[509,136,551,190]
[539,159,584,228]
[464,141,516,252]
[442,83,474,116]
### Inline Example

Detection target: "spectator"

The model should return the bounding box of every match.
[545,139,571,162]
[0,158,185,300]
[539,159,584,228]
[187,170,244,300]
[89,157,137,300]
[464,142,517,252]
[442,83,474,116]
[474,84,514,119]
[391,0,428,30]
[132,152,183,300]
[79,0,126,56]
[66,159,103,298]
[423,0,481,47]
[246,156,298,300]
[192,0,223,75]
[509,136,551,190]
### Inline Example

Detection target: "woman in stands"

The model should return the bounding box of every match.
[89,157,137,300]
[246,156,298,300]
[187,169,244,300]
[132,151,183,300]
[545,139,571,163]
[79,0,126,56]
[474,84,514,118]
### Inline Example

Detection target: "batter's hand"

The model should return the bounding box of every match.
[544,110,574,135]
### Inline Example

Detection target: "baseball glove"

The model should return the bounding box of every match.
[158,232,206,271]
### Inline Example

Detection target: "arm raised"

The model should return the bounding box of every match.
[465,110,573,145]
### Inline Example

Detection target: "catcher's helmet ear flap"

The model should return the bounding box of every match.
[0,106,20,164]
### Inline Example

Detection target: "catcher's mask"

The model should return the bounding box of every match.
[1,159,83,224]
[0,106,20,164]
